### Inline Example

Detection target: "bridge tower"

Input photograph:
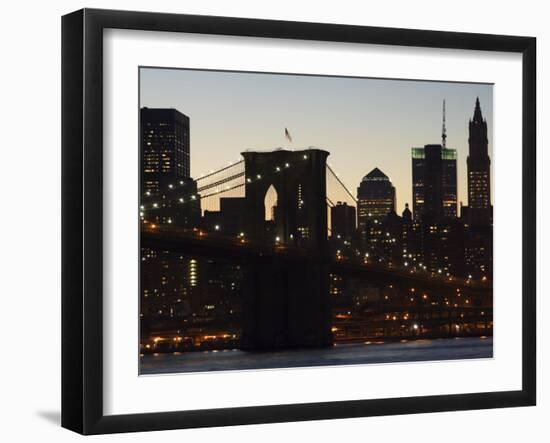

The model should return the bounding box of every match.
[240,148,333,350]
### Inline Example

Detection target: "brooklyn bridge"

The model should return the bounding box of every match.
[140,148,492,353]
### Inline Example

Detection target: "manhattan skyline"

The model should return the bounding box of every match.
[140,67,493,213]
[139,72,493,370]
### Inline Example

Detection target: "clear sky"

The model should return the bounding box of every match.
[140,67,493,213]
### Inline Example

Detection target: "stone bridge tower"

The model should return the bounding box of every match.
[240,148,332,350]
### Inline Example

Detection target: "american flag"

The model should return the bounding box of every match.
[284,127,292,143]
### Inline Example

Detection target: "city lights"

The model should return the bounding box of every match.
[139,97,493,364]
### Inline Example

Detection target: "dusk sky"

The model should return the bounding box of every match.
[140,67,493,213]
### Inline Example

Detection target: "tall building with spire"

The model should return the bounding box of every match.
[463,97,492,226]
[461,97,493,280]
[411,100,457,221]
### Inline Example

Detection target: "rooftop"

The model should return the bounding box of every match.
[362,167,389,182]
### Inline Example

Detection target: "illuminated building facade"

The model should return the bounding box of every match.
[140,108,202,348]
[140,108,199,226]
[462,98,492,226]
[141,107,190,194]
[460,98,493,279]
[357,168,396,237]
[140,251,196,322]
[411,145,457,221]
[411,139,461,276]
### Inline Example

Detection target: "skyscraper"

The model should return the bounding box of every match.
[140,108,199,348]
[141,107,191,196]
[461,97,493,279]
[411,145,457,220]
[409,102,462,277]
[357,168,396,235]
[140,107,199,227]
[464,97,492,226]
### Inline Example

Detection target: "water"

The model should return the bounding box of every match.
[140,336,493,374]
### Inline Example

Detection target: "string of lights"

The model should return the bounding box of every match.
[142,157,357,213]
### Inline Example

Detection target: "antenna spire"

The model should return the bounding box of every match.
[442,99,447,148]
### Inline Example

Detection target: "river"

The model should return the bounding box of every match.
[140,336,492,375]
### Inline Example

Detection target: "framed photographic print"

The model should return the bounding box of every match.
[61,8,536,434]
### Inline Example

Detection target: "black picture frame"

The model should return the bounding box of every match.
[61,8,536,435]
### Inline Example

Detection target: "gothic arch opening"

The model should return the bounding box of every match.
[264,184,278,222]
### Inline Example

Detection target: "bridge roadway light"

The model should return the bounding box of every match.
[214,225,220,231]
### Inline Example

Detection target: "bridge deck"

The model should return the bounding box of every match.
[141,227,492,296]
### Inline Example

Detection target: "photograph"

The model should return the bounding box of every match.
[138,68,494,375]
[0,1,542,439]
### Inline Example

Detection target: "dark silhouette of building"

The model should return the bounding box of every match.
[203,197,247,236]
[401,203,422,266]
[357,168,396,237]
[464,224,493,279]
[412,145,457,221]
[462,98,492,226]
[330,202,357,241]
[239,148,332,350]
